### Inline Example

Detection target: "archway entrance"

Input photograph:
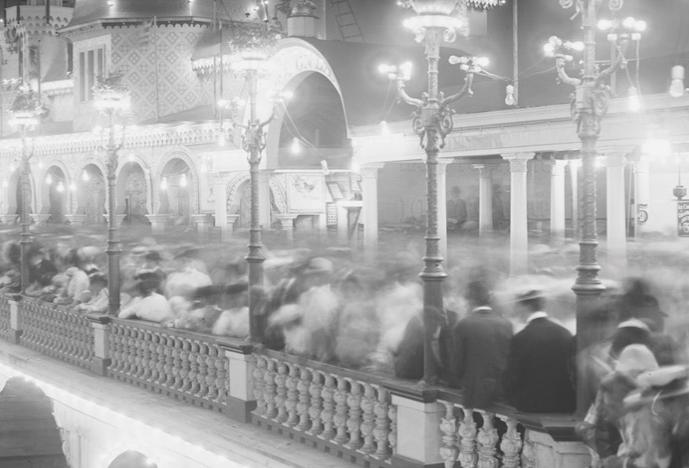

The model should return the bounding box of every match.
[0,377,68,466]
[108,450,158,468]
[78,164,106,225]
[43,166,68,224]
[117,162,149,226]
[159,158,192,226]
[276,72,349,170]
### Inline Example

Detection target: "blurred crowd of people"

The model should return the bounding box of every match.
[1,232,688,466]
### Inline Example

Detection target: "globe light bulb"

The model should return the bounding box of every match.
[290,137,302,155]
[505,84,516,106]
[45,174,53,185]
[670,65,685,98]
[69,183,77,192]
[56,181,65,193]
[627,87,642,112]
[179,173,188,188]
[161,177,168,191]
[81,170,90,182]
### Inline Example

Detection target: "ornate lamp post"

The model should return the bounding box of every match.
[9,85,42,292]
[227,24,280,343]
[384,0,502,384]
[545,0,647,412]
[94,75,130,315]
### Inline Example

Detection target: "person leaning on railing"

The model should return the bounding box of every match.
[75,273,109,314]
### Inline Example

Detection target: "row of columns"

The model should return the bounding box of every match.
[359,151,638,275]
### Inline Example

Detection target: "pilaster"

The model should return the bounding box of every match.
[550,159,568,241]
[605,152,627,267]
[390,394,444,468]
[473,164,493,236]
[360,164,384,259]
[502,153,535,275]
[86,314,112,376]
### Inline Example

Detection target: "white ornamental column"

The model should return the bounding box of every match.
[361,164,383,258]
[437,160,450,260]
[569,159,580,238]
[550,159,567,241]
[503,153,534,275]
[606,153,627,266]
[635,159,650,237]
[473,164,493,236]
[213,179,230,240]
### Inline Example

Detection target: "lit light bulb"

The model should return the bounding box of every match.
[380,120,391,136]
[37,161,44,169]
[594,157,605,169]
[597,19,613,31]
[9,163,15,172]
[475,56,490,68]
[56,181,65,193]
[627,86,642,112]
[670,65,685,98]
[398,61,413,81]
[69,183,77,192]
[45,174,53,185]
[290,137,302,155]
[180,173,188,188]
[81,170,90,182]
[160,177,168,191]
[505,84,516,106]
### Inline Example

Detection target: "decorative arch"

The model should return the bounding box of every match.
[157,149,200,216]
[5,168,37,218]
[77,163,107,224]
[225,172,251,215]
[261,39,350,169]
[40,165,69,222]
[107,450,159,468]
[117,160,152,218]
[116,155,153,216]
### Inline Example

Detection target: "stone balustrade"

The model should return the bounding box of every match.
[18,296,94,370]
[108,317,232,413]
[0,294,591,468]
[252,350,396,467]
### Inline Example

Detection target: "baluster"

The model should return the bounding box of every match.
[154,333,165,389]
[216,352,229,408]
[136,330,147,381]
[180,338,192,393]
[295,366,311,431]
[142,331,153,382]
[188,340,200,396]
[345,380,363,450]
[333,377,348,445]
[458,408,478,468]
[439,401,459,468]
[196,342,209,400]
[499,416,522,468]
[163,335,175,390]
[521,433,536,468]
[307,371,323,436]
[373,387,390,460]
[205,346,218,402]
[252,356,267,416]
[320,374,336,440]
[124,328,135,380]
[274,362,289,423]
[388,404,397,458]
[477,411,499,468]
[359,383,376,455]
[263,359,278,419]
[285,364,299,427]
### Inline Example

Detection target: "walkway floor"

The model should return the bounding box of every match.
[0,340,355,468]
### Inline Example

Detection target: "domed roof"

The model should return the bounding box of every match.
[65,0,255,30]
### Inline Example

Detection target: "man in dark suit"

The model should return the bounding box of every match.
[452,270,513,409]
[504,290,576,413]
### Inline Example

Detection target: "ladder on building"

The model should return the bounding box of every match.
[329,0,364,42]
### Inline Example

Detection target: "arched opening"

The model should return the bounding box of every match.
[78,164,106,225]
[277,72,350,170]
[108,450,158,468]
[0,377,68,467]
[43,166,68,224]
[230,179,251,229]
[159,158,192,226]
[117,162,150,226]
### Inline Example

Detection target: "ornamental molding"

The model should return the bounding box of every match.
[269,40,339,94]
[0,122,222,159]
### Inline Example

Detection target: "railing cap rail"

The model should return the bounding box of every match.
[86,313,112,325]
